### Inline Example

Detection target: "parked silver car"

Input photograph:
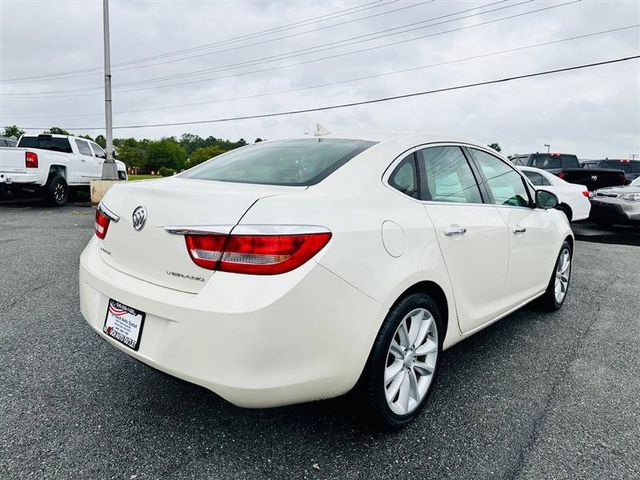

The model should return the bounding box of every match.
[589,177,640,226]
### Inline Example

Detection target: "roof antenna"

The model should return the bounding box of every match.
[314,123,330,136]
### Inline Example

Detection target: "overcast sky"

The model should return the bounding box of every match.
[1,0,639,158]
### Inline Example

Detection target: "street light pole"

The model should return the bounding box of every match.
[544,144,551,153]
[101,0,117,179]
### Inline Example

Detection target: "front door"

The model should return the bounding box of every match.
[467,148,556,306]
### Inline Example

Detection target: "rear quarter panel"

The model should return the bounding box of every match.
[237,139,460,347]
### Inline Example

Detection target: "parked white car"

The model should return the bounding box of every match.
[518,166,591,221]
[0,133,127,205]
[80,133,573,427]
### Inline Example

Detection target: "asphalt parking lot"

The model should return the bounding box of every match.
[1,200,639,480]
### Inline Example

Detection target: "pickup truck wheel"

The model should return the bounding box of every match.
[43,173,69,206]
[118,171,127,181]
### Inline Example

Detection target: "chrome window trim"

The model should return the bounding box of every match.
[232,225,330,235]
[165,224,330,236]
[97,202,120,222]
[165,225,235,236]
[382,142,490,207]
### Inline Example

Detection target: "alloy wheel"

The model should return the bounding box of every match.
[384,308,438,416]
[554,248,571,304]
[53,181,66,202]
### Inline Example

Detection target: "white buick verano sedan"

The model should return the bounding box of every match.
[80,133,574,427]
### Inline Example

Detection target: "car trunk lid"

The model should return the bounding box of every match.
[98,177,302,293]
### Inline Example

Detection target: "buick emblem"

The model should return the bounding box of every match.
[132,206,147,231]
[591,175,598,182]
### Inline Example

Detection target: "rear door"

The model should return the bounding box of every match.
[468,148,555,304]
[418,145,510,333]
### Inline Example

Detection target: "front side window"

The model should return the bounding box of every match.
[470,148,531,207]
[418,146,482,204]
[75,139,93,156]
[389,154,418,199]
[181,138,375,186]
[91,143,106,159]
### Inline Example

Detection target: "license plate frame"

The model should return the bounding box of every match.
[103,299,146,351]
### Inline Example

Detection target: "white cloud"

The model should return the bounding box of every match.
[1,0,638,158]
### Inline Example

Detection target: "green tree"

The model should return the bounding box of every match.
[145,138,186,173]
[94,135,106,147]
[187,145,226,167]
[114,138,146,169]
[48,126,72,135]
[3,125,24,139]
[254,137,264,143]
[488,143,502,152]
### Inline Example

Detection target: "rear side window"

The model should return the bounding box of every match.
[523,170,544,186]
[389,154,418,199]
[470,149,530,207]
[418,146,482,204]
[75,139,93,156]
[182,138,376,186]
[18,135,72,153]
[531,154,579,169]
[601,160,632,173]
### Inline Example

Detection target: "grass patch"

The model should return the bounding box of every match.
[128,174,160,181]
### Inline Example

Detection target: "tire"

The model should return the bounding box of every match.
[361,292,443,429]
[118,171,127,181]
[42,173,69,206]
[539,241,572,311]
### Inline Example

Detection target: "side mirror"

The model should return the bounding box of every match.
[536,189,559,209]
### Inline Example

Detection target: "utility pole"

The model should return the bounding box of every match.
[101,0,117,179]
[544,144,551,153]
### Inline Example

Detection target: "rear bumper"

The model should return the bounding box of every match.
[79,237,384,408]
[0,172,41,185]
[589,200,640,225]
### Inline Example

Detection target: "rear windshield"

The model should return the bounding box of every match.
[531,154,579,169]
[18,135,72,153]
[600,160,640,173]
[181,138,376,186]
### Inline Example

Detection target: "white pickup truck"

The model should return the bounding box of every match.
[0,133,127,206]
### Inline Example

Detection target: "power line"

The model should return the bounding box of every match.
[2,0,577,98]
[0,0,511,96]
[114,0,512,88]
[0,0,396,83]
[102,0,438,79]
[5,55,637,131]
[6,24,637,121]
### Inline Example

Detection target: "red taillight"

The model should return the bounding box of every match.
[95,209,111,239]
[582,191,589,197]
[185,231,332,275]
[557,172,566,179]
[25,151,38,168]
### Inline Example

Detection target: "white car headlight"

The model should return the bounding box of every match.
[620,193,640,202]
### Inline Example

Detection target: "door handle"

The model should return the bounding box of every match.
[444,225,467,237]
[513,225,527,234]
